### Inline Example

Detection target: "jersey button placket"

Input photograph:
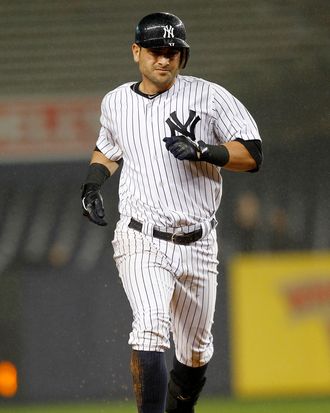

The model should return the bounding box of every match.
[147,101,157,161]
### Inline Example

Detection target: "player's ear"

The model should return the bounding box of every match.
[132,43,141,63]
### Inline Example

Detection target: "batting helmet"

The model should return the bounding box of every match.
[135,12,190,68]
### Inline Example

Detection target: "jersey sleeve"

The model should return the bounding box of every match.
[95,94,123,161]
[211,83,261,144]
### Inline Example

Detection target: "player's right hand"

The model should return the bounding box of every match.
[81,183,107,226]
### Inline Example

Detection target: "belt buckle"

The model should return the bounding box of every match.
[171,231,187,245]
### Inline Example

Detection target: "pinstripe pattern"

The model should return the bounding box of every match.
[96,75,261,228]
[112,222,218,367]
[97,74,260,367]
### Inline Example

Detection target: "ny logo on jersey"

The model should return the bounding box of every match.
[166,110,201,140]
[163,25,175,39]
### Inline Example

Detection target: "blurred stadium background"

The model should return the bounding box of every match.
[0,0,329,412]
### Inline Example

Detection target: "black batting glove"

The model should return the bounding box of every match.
[81,183,107,226]
[163,136,229,167]
[163,135,201,161]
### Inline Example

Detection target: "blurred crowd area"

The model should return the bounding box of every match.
[231,190,298,252]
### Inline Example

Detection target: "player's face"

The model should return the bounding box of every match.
[132,44,181,94]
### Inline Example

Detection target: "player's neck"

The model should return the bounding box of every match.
[139,78,176,95]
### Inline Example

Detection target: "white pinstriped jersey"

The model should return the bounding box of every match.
[96,75,261,228]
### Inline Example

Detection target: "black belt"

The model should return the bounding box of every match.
[128,218,215,245]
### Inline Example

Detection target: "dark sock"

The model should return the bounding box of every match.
[165,356,208,412]
[131,350,167,413]
[173,356,208,389]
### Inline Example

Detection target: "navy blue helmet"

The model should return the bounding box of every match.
[135,12,190,68]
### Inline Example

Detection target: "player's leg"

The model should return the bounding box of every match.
[113,227,175,413]
[130,349,168,413]
[166,232,218,412]
[166,282,216,413]
[166,355,208,413]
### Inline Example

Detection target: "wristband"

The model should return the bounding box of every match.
[84,163,110,187]
[198,141,230,167]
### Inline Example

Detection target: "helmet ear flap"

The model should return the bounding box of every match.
[180,48,190,69]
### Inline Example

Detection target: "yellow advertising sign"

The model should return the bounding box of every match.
[230,252,330,397]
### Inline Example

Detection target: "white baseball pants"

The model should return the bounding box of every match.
[112,218,219,367]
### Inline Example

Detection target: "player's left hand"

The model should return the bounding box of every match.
[163,135,201,160]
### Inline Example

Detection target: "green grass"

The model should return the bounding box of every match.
[0,397,329,413]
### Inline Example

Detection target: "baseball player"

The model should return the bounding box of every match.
[81,12,262,413]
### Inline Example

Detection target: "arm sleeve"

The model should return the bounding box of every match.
[95,94,123,161]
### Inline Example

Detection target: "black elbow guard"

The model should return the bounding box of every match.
[235,138,263,172]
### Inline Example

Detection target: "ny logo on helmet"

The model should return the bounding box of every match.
[166,110,201,140]
[163,25,174,38]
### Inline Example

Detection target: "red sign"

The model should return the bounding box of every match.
[0,96,101,162]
